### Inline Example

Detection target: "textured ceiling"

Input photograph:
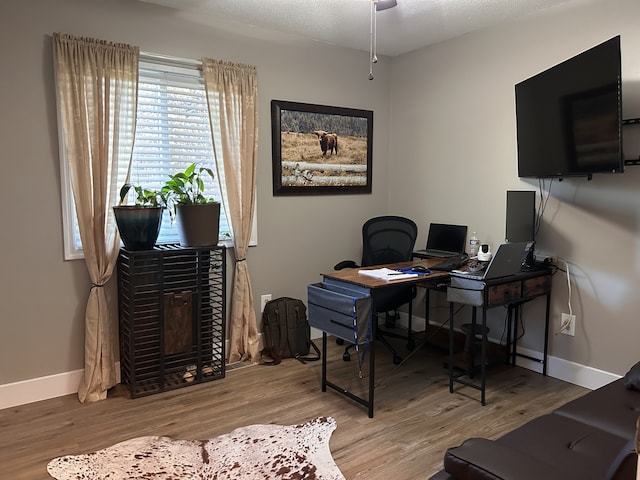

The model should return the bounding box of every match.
[138,0,601,56]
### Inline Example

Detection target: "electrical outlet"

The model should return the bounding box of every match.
[560,313,576,336]
[260,294,272,313]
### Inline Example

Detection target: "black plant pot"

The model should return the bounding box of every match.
[113,206,164,250]
[176,203,220,247]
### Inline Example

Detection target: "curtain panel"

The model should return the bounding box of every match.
[201,59,260,363]
[53,32,139,402]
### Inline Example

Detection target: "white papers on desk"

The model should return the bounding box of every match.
[358,268,418,281]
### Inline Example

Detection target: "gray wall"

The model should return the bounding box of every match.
[2,0,640,399]
[0,0,392,387]
[389,0,640,382]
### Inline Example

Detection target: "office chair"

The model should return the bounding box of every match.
[334,215,418,365]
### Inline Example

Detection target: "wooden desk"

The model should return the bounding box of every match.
[321,258,449,288]
[446,268,552,405]
[310,259,448,417]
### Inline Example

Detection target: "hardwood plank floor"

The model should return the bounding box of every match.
[0,333,588,480]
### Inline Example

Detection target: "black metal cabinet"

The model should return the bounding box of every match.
[117,244,226,398]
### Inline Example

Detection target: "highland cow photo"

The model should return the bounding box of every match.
[271,100,373,195]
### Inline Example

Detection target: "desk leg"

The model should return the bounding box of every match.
[506,306,513,365]
[469,307,477,378]
[425,287,430,327]
[368,311,376,418]
[509,306,519,366]
[407,294,414,349]
[513,306,520,366]
[449,301,454,393]
[543,292,551,376]
[322,332,327,392]
[480,307,487,406]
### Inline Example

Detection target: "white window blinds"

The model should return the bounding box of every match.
[132,59,230,244]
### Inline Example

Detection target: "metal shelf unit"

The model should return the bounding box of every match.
[117,244,226,398]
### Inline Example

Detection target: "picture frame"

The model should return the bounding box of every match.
[271,100,373,195]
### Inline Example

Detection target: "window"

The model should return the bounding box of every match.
[131,58,231,244]
[60,54,240,260]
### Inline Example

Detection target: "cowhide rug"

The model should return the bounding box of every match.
[47,416,345,480]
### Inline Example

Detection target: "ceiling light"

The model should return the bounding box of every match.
[369,0,397,80]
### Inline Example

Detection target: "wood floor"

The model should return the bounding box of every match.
[0,332,588,480]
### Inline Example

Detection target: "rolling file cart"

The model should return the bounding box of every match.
[308,278,374,416]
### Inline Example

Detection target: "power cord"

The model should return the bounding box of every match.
[554,258,573,335]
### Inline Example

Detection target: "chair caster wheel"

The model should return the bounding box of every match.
[336,338,345,345]
[393,355,402,365]
[343,352,351,361]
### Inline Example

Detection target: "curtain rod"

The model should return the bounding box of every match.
[140,51,202,70]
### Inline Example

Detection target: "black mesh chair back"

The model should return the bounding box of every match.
[363,216,418,363]
[333,215,419,365]
[361,216,418,266]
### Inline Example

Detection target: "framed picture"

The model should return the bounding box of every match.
[271,100,373,195]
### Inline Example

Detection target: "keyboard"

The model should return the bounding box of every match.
[430,254,469,272]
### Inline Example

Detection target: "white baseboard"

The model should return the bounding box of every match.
[0,368,85,410]
[512,345,620,389]
[0,328,620,409]
[545,354,620,390]
[0,339,245,410]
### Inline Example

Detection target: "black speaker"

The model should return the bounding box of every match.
[506,190,536,243]
[506,190,536,268]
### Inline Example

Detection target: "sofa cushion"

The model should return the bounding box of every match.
[496,413,633,480]
[435,376,640,480]
[554,378,640,439]
[444,438,578,480]
[623,362,640,390]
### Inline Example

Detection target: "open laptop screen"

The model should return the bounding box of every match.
[426,223,467,253]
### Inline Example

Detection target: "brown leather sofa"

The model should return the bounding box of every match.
[430,364,640,480]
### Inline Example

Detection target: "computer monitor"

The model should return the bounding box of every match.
[425,223,467,254]
[506,191,536,243]
[506,190,536,267]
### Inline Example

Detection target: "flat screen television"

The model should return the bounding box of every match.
[515,36,622,179]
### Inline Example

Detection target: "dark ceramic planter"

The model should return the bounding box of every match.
[176,203,220,247]
[113,206,164,250]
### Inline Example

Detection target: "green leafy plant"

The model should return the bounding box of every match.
[118,183,167,207]
[161,163,219,221]
[162,163,218,205]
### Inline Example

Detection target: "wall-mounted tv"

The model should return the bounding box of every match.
[515,36,622,179]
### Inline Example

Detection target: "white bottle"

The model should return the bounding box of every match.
[469,232,480,257]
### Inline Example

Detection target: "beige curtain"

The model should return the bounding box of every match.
[53,33,139,402]
[202,59,259,363]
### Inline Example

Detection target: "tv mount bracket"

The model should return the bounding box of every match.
[623,117,640,166]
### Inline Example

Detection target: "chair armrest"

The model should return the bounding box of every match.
[334,260,359,270]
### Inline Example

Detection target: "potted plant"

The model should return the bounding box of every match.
[161,163,221,247]
[113,184,166,251]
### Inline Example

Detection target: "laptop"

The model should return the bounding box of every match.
[450,241,533,281]
[414,223,468,258]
